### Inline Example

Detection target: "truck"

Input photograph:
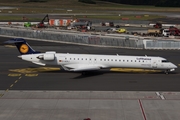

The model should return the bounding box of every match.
[147,28,170,37]
[169,26,180,36]
[67,20,92,31]
[101,22,114,27]
[153,22,162,29]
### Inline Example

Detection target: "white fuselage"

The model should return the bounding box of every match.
[19,52,177,72]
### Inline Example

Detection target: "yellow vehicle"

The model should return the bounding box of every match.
[117,28,126,33]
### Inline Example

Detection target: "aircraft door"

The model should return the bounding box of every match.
[152,59,158,68]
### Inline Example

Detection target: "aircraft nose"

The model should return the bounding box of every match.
[172,63,177,68]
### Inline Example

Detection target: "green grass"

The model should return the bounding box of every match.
[75,15,165,20]
[0,0,179,21]
[0,0,180,12]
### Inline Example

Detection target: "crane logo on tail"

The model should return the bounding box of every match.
[20,44,29,54]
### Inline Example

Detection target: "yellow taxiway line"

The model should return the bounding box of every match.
[110,68,162,73]
[9,67,60,73]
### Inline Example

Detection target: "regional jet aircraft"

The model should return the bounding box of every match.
[5,38,177,74]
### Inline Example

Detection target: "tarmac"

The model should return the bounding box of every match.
[1,36,180,120]
[1,91,180,120]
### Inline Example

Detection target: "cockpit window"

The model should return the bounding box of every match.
[162,60,169,63]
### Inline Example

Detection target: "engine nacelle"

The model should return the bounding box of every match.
[37,54,55,61]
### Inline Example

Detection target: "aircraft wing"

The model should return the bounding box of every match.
[62,64,102,72]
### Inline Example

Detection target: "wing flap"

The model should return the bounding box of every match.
[32,62,46,66]
[63,64,101,72]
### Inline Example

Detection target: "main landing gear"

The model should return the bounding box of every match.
[164,70,169,74]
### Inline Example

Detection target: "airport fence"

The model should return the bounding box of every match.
[144,40,180,49]
[0,27,180,49]
[0,27,144,49]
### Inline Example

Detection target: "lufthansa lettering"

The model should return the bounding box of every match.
[136,58,151,60]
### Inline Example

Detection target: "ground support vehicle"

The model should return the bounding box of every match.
[24,22,32,27]
[153,22,162,28]
[36,14,49,28]
[169,26,180,36]
[146,28,170,37]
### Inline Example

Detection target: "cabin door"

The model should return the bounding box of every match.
[152,59,158,68]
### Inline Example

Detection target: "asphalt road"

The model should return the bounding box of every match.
[0,36,180,91]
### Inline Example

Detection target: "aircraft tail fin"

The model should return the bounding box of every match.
[4,38,41,55]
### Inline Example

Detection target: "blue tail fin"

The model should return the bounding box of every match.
[4,38,41,55]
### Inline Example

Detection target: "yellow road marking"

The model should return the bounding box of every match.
[10,84,13,87]
[0,94,4,97]
[110,68,162,73]
[8,74,21,77]
[178,64,180,66]
[25,74,38,77]
[14,80,18,83]
[19,76,22,79]
[6,89,9,92]
[4,45,16,48]
[9,67,60,73]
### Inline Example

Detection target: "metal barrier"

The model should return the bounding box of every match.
[0,27,180,50]
[144,40,180,49]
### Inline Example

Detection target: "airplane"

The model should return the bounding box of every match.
[5,38,177,74]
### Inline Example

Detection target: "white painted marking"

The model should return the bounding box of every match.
[156,92,160,96]
[160,95,165,100]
